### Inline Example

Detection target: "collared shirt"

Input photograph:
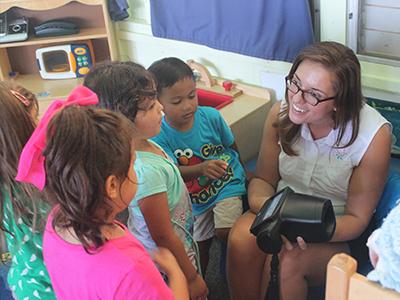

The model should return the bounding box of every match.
[277,103,390,215]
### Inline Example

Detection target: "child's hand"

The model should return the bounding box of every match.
[152,247,181,274]
[367,229,381,268]
[201,160,228,179]
[188,274,208,300]
[153,248,189,300]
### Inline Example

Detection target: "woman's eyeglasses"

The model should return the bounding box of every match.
[285,77,336,106]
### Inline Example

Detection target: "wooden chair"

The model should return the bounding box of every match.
[325,253,400,300]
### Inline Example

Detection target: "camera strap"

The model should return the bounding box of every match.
[265,253,280,300]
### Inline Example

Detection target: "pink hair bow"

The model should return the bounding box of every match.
[16,85,99,191]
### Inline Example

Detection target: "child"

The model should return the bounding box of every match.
[0,82,55,299]
[83,61,208,300]
[8,82,39,124]
[367,201,400,293]
[149,57,247,273]
[16,86,188,299]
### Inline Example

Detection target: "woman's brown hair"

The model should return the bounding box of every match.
[276,41,363,155]
[43,106,134,252]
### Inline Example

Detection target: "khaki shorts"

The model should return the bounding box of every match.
[193,196,243,242]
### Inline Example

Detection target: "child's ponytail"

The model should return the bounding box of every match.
[43,106,134,251]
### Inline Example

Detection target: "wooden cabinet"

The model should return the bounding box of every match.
[0,0,117,114]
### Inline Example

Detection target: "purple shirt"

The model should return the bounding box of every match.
[43,209,173,299]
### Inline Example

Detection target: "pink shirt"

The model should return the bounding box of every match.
[43,210,173,300]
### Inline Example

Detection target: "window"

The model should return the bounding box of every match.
[309,0,321,42]
[348,0,400,65]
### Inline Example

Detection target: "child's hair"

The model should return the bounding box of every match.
[43,106,134,251]
[148,57,194,94]
[0,82,40,231]
[5,81,39,117]
[83,61,156,123]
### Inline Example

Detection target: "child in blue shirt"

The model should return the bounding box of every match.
[149,57,247,273]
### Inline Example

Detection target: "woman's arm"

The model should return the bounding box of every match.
[331,124,392,242]
[230,142,254,180]
[248,102,282,213]
[139,192,208,299]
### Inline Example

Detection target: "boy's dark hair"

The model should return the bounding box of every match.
[43,106,134,252]
[148,57,194,94]
[83,61,155,123]
[0,82,42,232]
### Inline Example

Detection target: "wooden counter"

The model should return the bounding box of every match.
[196,79,272,163]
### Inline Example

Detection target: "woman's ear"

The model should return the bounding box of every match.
[105,175,119,200]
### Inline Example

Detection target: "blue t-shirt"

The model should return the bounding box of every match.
[153,106,246,215]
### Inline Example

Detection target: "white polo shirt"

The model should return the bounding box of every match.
[277,103,390,215]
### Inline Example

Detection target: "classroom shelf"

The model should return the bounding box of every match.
[0,28,108,49]
[0,0,117,102]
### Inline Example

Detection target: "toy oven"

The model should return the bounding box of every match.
[36,42,94,80]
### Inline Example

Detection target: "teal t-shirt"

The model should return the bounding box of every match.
[128,142,197,265]
[2,188,55,299]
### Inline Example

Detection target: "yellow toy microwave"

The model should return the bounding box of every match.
[36,42,94,79]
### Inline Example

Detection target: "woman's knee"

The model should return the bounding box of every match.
[228,212,263,261]
[229,213,253,246]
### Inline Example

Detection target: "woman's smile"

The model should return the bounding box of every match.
[292,103,308,113]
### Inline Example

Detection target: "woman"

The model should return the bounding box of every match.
[227,41,392,300]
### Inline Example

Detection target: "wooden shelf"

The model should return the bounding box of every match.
[0,28,108,48]
[0,0,117,96]
[0,0,104,12]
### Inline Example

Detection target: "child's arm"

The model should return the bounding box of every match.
[367,228,382,268]
[139,192,208,300]
[178,160,227,181]
[153,247,189,300]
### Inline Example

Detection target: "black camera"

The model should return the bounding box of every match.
[250,187,336,254]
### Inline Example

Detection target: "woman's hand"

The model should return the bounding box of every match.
[188,274,208,300]
[282,236,308,251]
